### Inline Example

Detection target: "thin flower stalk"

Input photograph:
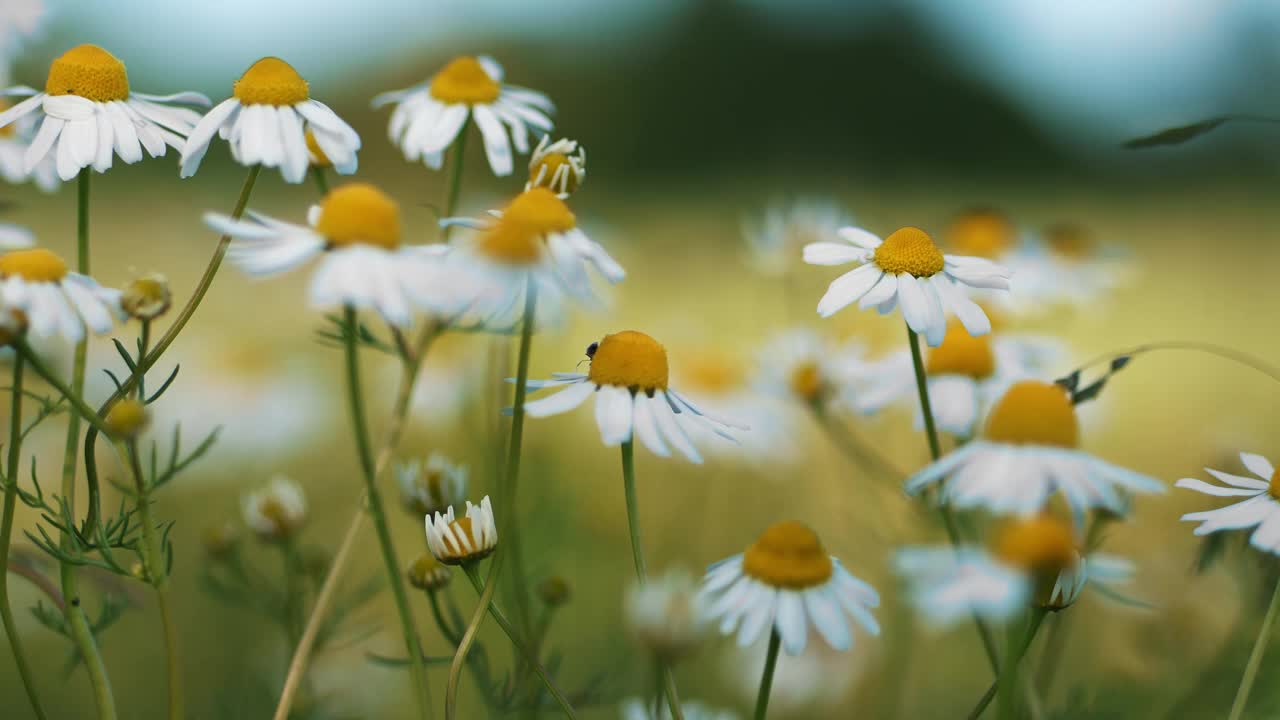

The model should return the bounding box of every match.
[753,630,782,720]
[1227,577,1280,720]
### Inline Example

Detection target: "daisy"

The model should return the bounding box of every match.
[526,135,584,197]
[181,57,360,183]
[372,55,552,176]
[396,452,468,517]
[407,552,452,592]
[743,199,851,275]
[699,521,879,656]
[0,44,210,181]
[205,182,458,327]
[242,476,307,542]
[998,222,1134,313]
[625,568,710,662]
[896,515,1135,626]
[905,380,1164,523]
[517,330,743,464]
[1177,451,1280,553]
[803,225,1010,346]
[754,327,873,413]
[425,496,496,566]
[942,206,1020,260]
[0,247,122,341]
[0,101,57,190]
[675,348,792,462]
[620,698,739,720]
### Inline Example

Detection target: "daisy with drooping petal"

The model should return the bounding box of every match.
[372,55,552,176]
[620,698,739,720]
[1177,451,1280,554]
[181,57,359,183]
[804,225,1010,346]
[242,476,307,543]
[0,45,210,181]
[397,452,469,517]
[206,182,458,327]
[518,331,742,464]
[526,135,584,197]
[424,496,497,566]
[743,199,851,275]
[699,520,880,656]
[905,380,1164,523]
[0,247,122,341]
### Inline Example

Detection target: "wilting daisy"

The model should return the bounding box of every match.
[372,55,552,176]
[1177,451,1280,553]
[896,515,1135,626]
[425,496,496,565]
[518,331,742,464]
[754,327,873,414]
[0,102,56,190]
[620,698,739,720]
[856,322,1065,438]
[699,520,880,656]
[206,182,457,327]
[181,57,360,183]
[242,476,307,542]
[397,452,468,517]
[625,568,710,662]
[0,44,210,181]
[526,135,584,197]
[906,380,1163,522]
[804,226,1010,346]
[743,199,851,275]
[0,247,121,341]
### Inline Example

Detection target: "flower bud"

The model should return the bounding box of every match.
[121,273,171,321]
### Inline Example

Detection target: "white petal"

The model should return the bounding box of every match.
[524,380,594,418]
[1175,478,1260,497]
[594,385,634,446]
[472,104,512,176]
[1242,452,1276,480]
[775,591,808,655]
[817,265,883,318]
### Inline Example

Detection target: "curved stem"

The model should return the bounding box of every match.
[1073,341,1280,387]
[15,341,112,437]
[341,306,430,718]
[1228,575,1280,720]
[753,630,782,720]
[1,353,49,719]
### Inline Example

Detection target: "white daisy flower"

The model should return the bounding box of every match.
[425,495,497,566]
[620,698,738,720]
[905,380,1164,523]
[754,327,874,413]
[206,182,458,327]
[517,330,743,464]
[242,476,307,542]
[743,199,851,275]
[896,515,1135,626]
[0,101,57,190]
[995,222,1135,314]
[181,57,360,183]
[675,348,792,462]
[699,521,879,656]
[857,322,1065,438]
[0,45,210,181]
[372,55,552,176]
[1177,451,1280,554]
[526,135,584,197]
[625,568,711,662]
[0,220,32,249]
[803,225,1010,346]
[0,247,122,341]
[396,452,469,517]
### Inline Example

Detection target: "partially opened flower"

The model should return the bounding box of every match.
[620,698,739,720]
[407,552,452,592]
[397,452,468,517]
[1177,451,1280,554]
[242,477,307,542]
[0,247,122,341]
[905,380,1163,522]
[372,55,552,176]
[182,57,359,183]
[625,568,710,663]
[699,521,880,656]
[518,331,743,464]
[0,44,210,181]
[0,100,57,190]
[425,496,497,565]
[743,199,851,275]
[804,226,1010,346]
[206,182,457,327]
[526,135,585,197]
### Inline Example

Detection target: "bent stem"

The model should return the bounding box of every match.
[1228,575,1280,720]
[1,353,49,720]
[753,630,782,720]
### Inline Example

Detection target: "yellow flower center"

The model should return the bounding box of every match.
[742,520,834,589]
[789,362,823,402]
[1269,469,1280,501]
[1043,222,1095,260]
[0,101,14,138]
[45,45,130,103]
[588,331,670,392]
[992,515,1078,575]
[477,188,577,266]
[259,497,293,532]
[926,323,995,379]
[305,130,331,167]
[314,183,402,250]
[122,273,172,320]
[233,57,310,106]
[430,56,501,104]
[0,248,69,282]
[983,380,1079,448]
[873,227,945,277]
[681,352,746,396]
[529,153,578,193]
[408,553,450,590]
[946,208,1015,259]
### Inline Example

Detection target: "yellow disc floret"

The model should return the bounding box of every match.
[681,352,746,396]
[45,45,130,103]
[873,227,945,277]
[407,552,451,591]
[314,183,401,250]
[430,56,501,104]
[1269,469,1280,500]
[742,520,834,589]
[588,331,670,392]
[305,130,330,167]
[529,152,581,195]
[104,399,150,439]
[1043,222,1095,260]
[927,322,996,379]
[992,515,1078,575]
[234,57,309,106]
[946,208,1015,259]
[789,362,823,402]
[984,380,1078,448]
[0,248,69,282]
[477,188,577,265]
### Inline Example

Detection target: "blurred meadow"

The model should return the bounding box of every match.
[4,1,1280,719]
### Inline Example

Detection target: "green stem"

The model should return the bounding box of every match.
[620,440,646,579]
[13,342,112,437]
[460,564,577,718]
[341,306,430,719]
[1,353,49,720]
[311,166,330,196]
[1228,575,1280,720]
[992,609,1047,720]
[753,630,782,720]
[441,121,468,241]
[136,320,150,402]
